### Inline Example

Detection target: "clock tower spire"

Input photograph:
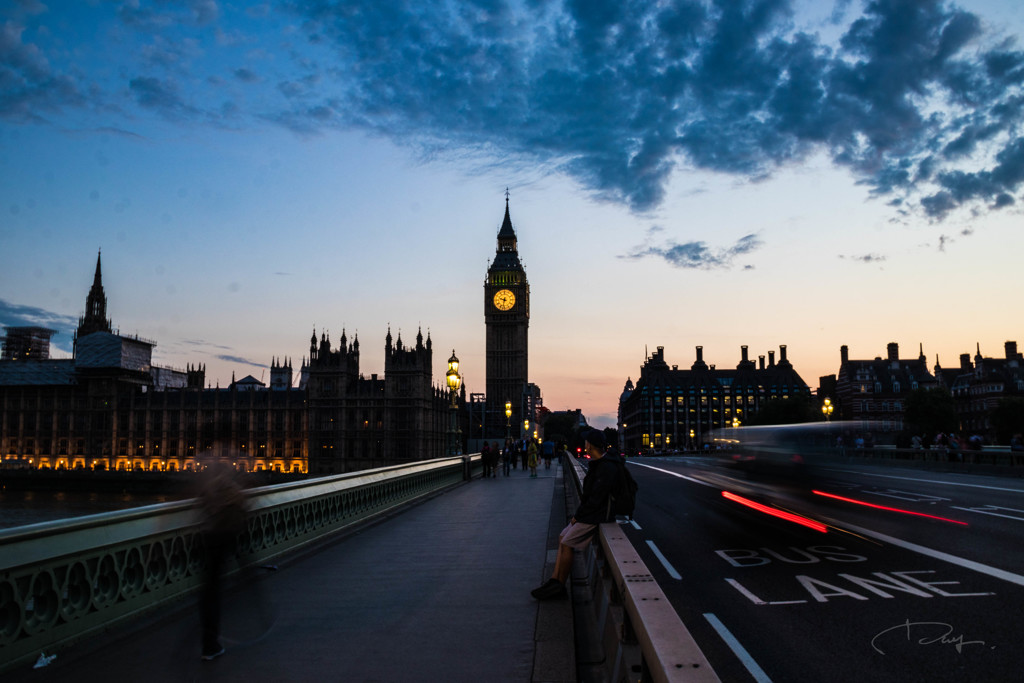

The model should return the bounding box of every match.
[485,193,530,439]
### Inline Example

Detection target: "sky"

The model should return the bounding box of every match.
[1,0,1022,429]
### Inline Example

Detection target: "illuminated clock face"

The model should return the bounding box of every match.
[493,289,516,311]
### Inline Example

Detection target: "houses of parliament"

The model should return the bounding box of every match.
[0,199,539,475]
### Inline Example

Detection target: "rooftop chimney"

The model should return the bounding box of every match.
[840,345,849,364]
[759,355,765,370]
[741,345,749,362]
[887,342,899,362]
[779,345,788,362]
[696,346,703,363]
[768,350,775,366]
[960,353,971,371]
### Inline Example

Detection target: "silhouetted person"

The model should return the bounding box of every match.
[532,430,620,600]
[197,462,247,661]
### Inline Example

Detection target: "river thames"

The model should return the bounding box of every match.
[0,489,187,530]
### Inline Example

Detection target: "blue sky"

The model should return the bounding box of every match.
[2,0,1022,428]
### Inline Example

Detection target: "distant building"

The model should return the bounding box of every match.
[0,254,456,473]
[1,327,56,361]
[484,195,535,439]
[832,342,938,435]
[619,345,811,452]
[935,341,1024,440]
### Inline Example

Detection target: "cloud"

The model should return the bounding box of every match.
[0,299,79,353]
[264,0,1023,219]
[8,0,1024,221]
[622,233,763,270]
[128,76,199,119]
[0,20,83,121]
[839,253,886,263]
[215,354,266,369]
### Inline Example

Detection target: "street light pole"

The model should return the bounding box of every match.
[505,401,512,443]
[446,351,462,456]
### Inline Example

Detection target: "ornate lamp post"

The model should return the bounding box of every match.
[821,398,833,422]
[505,401,512,442]
[446,351,462,456]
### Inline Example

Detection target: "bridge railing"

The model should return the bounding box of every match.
[565,455,719,683]
[0,454,481,673]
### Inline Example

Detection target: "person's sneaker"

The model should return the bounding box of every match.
[531,578,566,600]
[201,645,225,661]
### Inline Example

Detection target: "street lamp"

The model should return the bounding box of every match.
[822,398,833,422]
[732,417,740,429]
[446,350,462,456]
[505,401,512,442]
[523,419,529,441]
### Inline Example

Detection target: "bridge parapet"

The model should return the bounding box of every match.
[565,456,720,682]
[0,455,481,673]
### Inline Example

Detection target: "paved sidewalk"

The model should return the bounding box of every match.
[13,464,571,683]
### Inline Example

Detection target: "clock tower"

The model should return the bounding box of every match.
[485,194,530,439]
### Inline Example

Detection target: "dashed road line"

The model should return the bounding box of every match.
[704,613,773,683]
[646,540,682,580]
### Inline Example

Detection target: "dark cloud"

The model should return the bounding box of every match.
[270,0,1024,219]
[128,76,199,119]
[622,233,762,270]
[0,299,79,353]
[839,253,887,263]
[0,20,83,121]
[7,0,1024,222]
[215,354,264,369]
[234,68,260,83]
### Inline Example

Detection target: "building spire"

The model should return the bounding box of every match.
[76,250,112,339]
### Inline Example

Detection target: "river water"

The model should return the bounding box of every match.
[0,490,185,530]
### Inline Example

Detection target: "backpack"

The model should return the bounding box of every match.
[609,458,639,519]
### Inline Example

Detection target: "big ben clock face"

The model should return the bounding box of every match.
[493,289,516,311]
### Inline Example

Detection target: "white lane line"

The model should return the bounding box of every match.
[821,468,1024,494]
[837,520,1024,587]
[950,505,1024,522]
[645,540,682,580]
[627,519,642,530]
[704,613,773,683]
[630,461,716,488]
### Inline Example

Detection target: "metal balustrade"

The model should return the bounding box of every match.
[0,454,481,673]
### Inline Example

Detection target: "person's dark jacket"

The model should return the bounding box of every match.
[574,452,622,524]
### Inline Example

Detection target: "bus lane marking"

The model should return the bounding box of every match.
[717,545,996,604]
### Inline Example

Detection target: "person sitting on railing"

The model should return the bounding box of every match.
[531,429,620,600]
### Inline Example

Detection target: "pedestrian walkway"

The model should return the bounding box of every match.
[12,463,571,683]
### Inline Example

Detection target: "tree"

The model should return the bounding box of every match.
[541,411,582,448]
[904,388,958,436]
[991,397,1024,444]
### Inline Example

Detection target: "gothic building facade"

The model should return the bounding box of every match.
[618,345,811,452]
[0,254,454,474]
[484,195,532,439]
